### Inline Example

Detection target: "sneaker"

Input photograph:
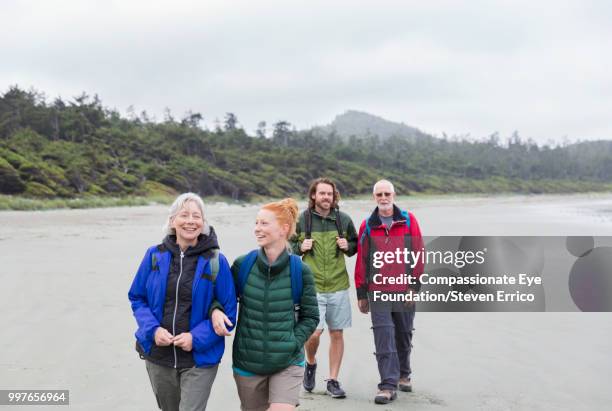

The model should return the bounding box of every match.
[399,377,412,392]
[374,389,397,405]
[303,362,316,392]
[326,379,346,399]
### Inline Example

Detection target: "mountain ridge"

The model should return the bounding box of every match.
[311,110,432,142]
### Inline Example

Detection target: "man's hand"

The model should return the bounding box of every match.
[173,332,193,352]
[358,299,369,314]
[336,237,348,251]
[154,327,174,346]
[301,239,314,252]
[211,308,233,336]
[404,289,415,308]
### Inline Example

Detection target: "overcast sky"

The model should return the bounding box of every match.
[2,0,611,142]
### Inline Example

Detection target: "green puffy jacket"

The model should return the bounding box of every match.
[290,209,358,293]
[231,248,319,375]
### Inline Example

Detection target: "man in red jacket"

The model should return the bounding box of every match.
[354,179,424,405]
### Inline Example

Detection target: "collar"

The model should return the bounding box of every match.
[162,227,219,258]
[256,248,290,276]
[310,208,338,221]
[367,204,406,228]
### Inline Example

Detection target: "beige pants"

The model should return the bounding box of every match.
[233,365,303,411]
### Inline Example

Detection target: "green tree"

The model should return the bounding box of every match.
[224,113,238,131]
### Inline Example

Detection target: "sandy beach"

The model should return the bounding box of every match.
[1,193,612,410]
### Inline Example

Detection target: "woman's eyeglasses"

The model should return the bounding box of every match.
[375,192,393,198]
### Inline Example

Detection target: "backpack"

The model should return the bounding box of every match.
[151,246,221,282]
[304,208,344,256]
[237,249,303,320]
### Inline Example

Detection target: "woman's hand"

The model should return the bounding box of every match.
[173,332,193,352]
[154,327,174,346]
[211,309,233,336]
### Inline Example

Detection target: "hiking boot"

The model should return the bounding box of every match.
[399,377,412,392]
[374,389,397,404]
[303,362,316,392]
[326,379,346,399]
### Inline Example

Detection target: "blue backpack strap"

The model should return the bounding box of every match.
[360,219,370,245]
[289,254,303,321]
[289,255,303,306]
[401,210,411,229]
[238,250,259,299]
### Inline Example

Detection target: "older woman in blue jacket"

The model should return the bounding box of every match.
[129,192,236,411]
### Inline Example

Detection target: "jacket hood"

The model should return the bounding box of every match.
[162,225,220,258]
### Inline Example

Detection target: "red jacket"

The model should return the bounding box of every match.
[354,205,424,300]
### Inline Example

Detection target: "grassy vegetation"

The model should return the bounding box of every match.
[2,86,612,210]
[0,194,174,211]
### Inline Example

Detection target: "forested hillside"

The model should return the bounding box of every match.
[1,86,612,202]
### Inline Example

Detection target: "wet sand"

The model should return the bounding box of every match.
[1,194,611,410]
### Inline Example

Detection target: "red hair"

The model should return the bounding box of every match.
[261,198,299,239]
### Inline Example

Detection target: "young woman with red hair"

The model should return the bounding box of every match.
[216,198,319,411]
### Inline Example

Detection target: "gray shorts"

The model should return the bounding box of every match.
[316,289,352,330]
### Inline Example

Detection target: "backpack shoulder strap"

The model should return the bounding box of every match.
[360,218,371,244]
[202,249,220,282]
[334,208,344,238]
[289,254,303,322]
[151,244,167,271]
[238,249,259,298]
[333,208,344,256]
[361,218,370,240]
[401,210,411,229]
[304,209,312,239]
[151,252,159,272]
[289,254,303,306]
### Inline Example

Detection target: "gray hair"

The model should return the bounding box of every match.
[163,192,210,236]
[372,179,395,194]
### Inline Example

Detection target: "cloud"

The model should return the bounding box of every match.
[1,0,611,141]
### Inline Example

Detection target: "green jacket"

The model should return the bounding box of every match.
[231,249,319,375]
[290,209,358,293]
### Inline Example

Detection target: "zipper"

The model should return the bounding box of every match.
[323,218,327,290]
[263,265,271,365]
[172,250,185,369]
[383,217,405,243]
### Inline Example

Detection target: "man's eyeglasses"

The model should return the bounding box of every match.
[375,192,393,198]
